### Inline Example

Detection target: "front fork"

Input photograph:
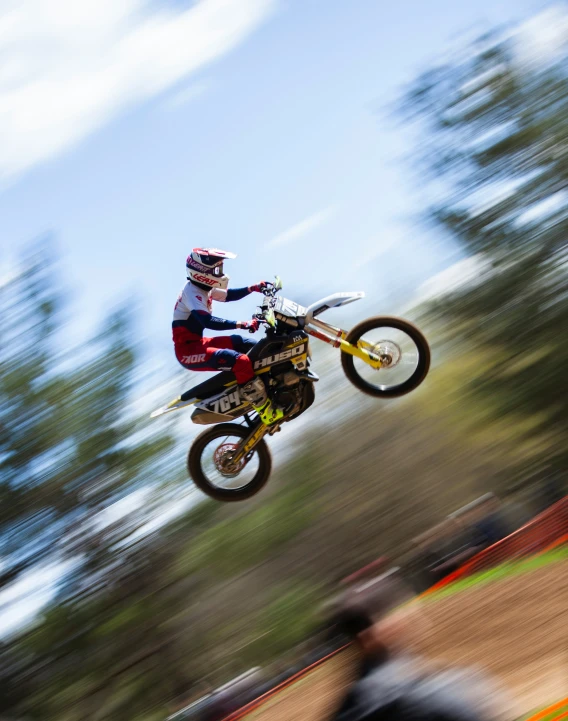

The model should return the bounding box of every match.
[231,421,270,465]
[304,318,383,369]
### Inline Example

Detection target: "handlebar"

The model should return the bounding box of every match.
[251,311,269,326]
[249,276,281,331]
[261,276,282,298]
[261,282,277,297]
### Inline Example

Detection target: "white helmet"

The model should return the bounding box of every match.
[186,248,237,290]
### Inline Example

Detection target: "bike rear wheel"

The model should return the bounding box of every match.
[341,316,430,398]
[187,423,272,502]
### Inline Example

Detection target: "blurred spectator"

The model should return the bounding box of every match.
[405,535,445,592]
[465,495,510,549]
[405,521,476,590]
[539,471,565,512]
[327,578,509,721]
[427,520,476,579]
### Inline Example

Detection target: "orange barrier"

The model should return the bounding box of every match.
[525,698,568,721]
[540,533,568,554]
[222,645,349,721]
[423,496,568,596]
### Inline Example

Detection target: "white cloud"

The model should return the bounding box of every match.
[0,0,276,182]
[514,6,568,67]
[163,81,209,110]
[266,207,334,249]
[414,254,489,304]
[349,232,400,271]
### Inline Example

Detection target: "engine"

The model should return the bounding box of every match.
[271,371,303,417]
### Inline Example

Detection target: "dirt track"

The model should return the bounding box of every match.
[416,562,568,717]
[242,652,355,721]
[245,562,568,721]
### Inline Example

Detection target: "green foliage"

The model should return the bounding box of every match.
[177,456,320,580]
[181,498,220,529]
[0,242,181,719]
[0,242,175,597]
[255,582,323,654]
[402,22,568,478]
[237,582,324,667]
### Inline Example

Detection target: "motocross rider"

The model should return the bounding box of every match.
[172,248,284,426]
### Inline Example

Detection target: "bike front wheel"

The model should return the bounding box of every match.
[341,316,430,398]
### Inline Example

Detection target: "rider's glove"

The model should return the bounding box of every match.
[249,281,268,293]
[238,319,260,332]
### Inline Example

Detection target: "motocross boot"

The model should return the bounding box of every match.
[239,377,284,426]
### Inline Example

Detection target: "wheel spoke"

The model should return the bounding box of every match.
[342,318,430,398]
[200,433,259,491]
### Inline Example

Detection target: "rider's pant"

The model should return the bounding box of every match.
[175,334,256,384]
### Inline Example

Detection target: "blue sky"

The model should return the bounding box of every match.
[0,0,551,374]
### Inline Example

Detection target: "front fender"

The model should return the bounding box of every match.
[305,292,365,322]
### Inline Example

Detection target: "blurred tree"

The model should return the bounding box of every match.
[0,240,174,597]
[0,239,67,588]
[402,26,568,481]
[0,240,182,719]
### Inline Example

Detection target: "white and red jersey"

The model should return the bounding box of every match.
[172,282,250,344]
[173,282,227,319]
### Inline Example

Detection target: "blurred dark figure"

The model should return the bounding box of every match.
[327,578,507,721]
[465,495,509,549]
[539,470,565,512]
[405,535,446,592]
[406,521,475,591]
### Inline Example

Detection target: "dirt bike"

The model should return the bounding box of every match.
[151,278,430,502]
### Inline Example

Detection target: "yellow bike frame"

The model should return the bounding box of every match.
[304,317,383,369]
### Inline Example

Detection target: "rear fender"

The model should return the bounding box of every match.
[150,396,197,417]
[191,409,235,425]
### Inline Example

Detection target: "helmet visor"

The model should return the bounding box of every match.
[197,252,224,267]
